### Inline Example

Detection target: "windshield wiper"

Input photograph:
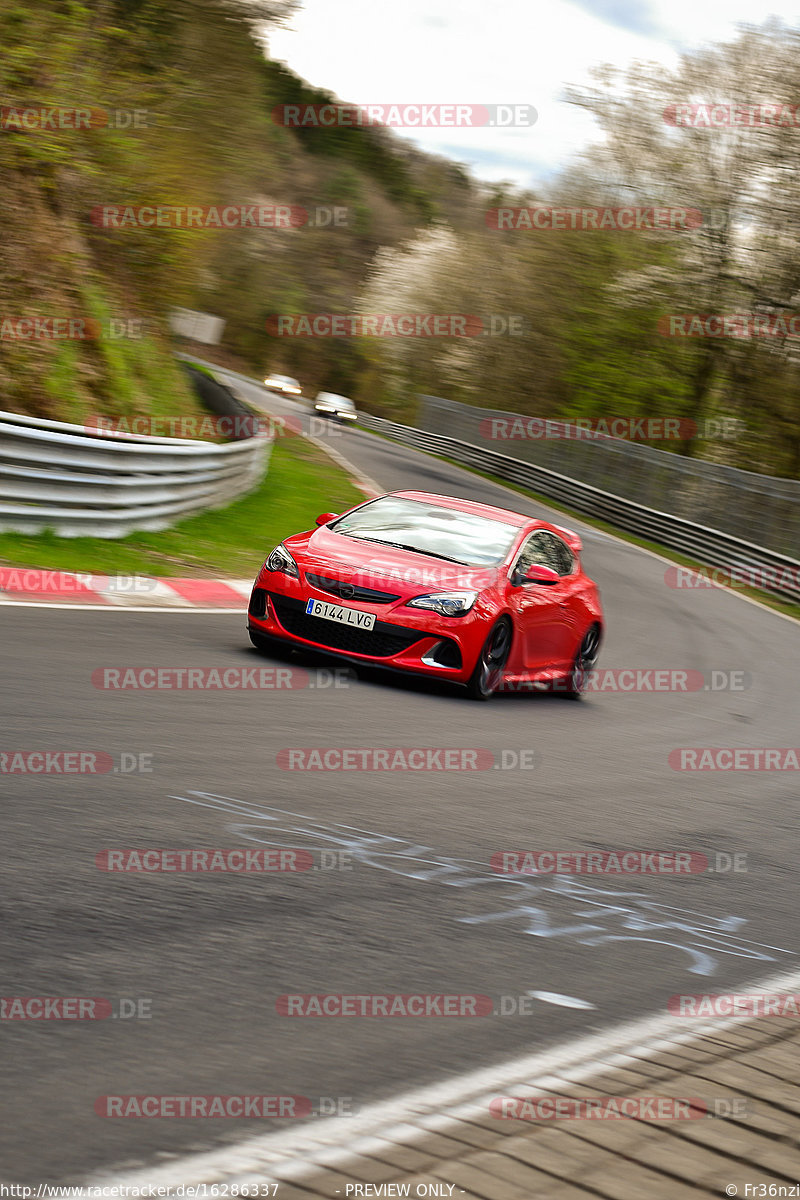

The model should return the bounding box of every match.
[345,535,466,563]
[393,544,466,563]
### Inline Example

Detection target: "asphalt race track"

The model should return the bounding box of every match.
[2,376,799,1181]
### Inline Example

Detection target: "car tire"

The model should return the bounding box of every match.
[561,624,601,700]
[249,629,292,659]
[466,618,512,701]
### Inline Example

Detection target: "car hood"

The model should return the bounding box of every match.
[285,526,501,598]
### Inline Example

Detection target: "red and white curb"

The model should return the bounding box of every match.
[0,569,253,609]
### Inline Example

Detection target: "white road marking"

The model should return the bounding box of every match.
[528,990,596,1009]
[90,960,800,1186]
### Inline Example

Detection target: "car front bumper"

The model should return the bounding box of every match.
[247,583,492,681]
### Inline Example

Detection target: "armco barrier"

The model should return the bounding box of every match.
[356,411,800,605]
[415,395,800,561]
[0,409,271,537]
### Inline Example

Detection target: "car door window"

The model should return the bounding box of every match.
[514,531,574,579]
[514,532,557,579]
[547,534,575,576]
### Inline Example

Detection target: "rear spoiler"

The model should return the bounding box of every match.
[552,524,583,553]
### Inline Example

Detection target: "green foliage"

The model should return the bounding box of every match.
[2,6,798,478]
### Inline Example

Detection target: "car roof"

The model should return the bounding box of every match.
[385,490,535,528]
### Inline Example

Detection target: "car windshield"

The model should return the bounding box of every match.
[331,496,520,566]
[318,393,352,406]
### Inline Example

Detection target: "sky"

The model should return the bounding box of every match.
[267,0,800,189]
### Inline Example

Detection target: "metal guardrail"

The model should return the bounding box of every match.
[0,409,272,537]
[414,394,800,561]
[357,411,800,605]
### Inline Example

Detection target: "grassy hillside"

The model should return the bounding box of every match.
[0,0,479,424]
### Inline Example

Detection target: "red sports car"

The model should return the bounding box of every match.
[247,491,603,700]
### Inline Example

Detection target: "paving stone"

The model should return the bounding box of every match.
[580,1157,704,1199]
[550,1115,656,1154]
[703,1029,782,1053]
[320,1154,402,1183]
[191,1019,800,1200]
[578,1067,660,1091]
[656,1042,722,1064]
[279,1169,366,1198]
[742,1043,800,1077]
[730,1100,800,1141]
[443,1114,524,1147]
[428,1159,533,1200]
[613,1058,674,1081]
[698,1062,800,1113]
[626,1054,689,1077]
[738,1136,800,1177]
[454,1148,562,1191]
[392,1128,480,1158]
[249,1186,320,1200]
[500,1126,633,1179]
[626,1132,749,1189]
[358,1140,443,1172]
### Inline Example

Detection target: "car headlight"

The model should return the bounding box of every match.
[406,590,478,617]
[265,543,299,578]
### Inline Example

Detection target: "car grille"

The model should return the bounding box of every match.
[268,593,424,658]
[305,572,400,604]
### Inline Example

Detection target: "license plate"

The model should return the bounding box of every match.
[305,598,376,630]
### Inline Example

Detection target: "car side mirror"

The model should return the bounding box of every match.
[315,512,338,526]
[523,564,560,585]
